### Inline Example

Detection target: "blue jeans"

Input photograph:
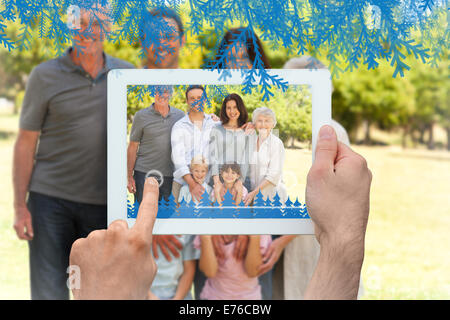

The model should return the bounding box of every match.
[259,266,274,300]
[258,235,282,300]
[27,192,107,300]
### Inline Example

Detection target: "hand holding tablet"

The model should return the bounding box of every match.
[70,125,371,300]
[304,125,371,299]
[69,177,159,300]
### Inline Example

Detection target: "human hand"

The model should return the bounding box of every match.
[211,235,225,261]
[306,125,372,249]
[210,113,220,122]
[69,177,159,300]
[303,125,372,300]
[13,205,34,240]
[213,181,224,203]
[230,179,244,205]
[257,237,285,276]
[233,235,250,260]
[241,122,255,135]
[231,180,243,202]
[127,176,136,194]
[244,189,257,206]
[189,181,205,202]
[152,235,183,261]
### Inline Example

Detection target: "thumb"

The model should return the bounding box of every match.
[313,125,338,173]
[26,219,34,239]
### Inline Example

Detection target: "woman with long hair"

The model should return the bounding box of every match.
[211,27,271,69]
[209,93,253,203]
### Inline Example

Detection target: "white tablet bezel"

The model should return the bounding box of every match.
[107,69,331,234]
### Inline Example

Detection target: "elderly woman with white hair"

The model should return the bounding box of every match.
[244,107,288,206]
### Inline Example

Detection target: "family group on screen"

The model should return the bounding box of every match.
[127,85,290,217]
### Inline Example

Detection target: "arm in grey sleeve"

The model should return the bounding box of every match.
[129,112,143,142]
[19,67,48,131]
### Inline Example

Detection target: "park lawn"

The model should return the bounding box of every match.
[285,146,450,299]
[358,146,450,299]
[1,112,449,299]
[0,113,30,299]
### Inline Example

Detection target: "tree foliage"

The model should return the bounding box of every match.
[0,1,448,149]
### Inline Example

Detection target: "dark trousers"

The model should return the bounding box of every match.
[134,170,173,204]
[27,192,107,300]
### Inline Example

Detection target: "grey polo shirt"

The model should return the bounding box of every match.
[19,47,134,205]
[130,103,185,176]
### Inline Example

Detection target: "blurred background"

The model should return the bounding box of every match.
[0,9,449,299]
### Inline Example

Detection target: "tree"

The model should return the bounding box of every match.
[0,23,54,113]
[241,85,312,145]
[408,56,449,150]
[332,62,415,145]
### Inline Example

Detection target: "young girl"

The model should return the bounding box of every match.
[216,163,248,205]
[194,234,272,300]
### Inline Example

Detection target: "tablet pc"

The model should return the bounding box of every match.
[107,69,331,234]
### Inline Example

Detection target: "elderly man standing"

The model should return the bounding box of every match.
[12,6,133,299]
[127,86,185,204]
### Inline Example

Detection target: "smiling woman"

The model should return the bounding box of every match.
[210,93,251,203]
[245,107,287,206]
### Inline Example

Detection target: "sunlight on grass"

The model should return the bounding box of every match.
[0,113,31,299]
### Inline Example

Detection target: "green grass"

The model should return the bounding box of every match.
[0,112,30,299]
[1,112,449,299]
[357,146,450,299]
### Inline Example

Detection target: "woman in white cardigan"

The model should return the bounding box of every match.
[244,107,288,206]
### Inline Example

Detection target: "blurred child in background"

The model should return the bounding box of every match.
[194,234,272,300]
[148,234,199,300]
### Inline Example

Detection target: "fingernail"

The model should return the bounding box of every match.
[319,125,334,140]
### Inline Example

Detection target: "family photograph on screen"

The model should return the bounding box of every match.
[126,84,312,219]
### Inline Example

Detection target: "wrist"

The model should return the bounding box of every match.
[14,201,27,210]
[320,234,365,268]
[277,235,295,248]
[304,235,364,300]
